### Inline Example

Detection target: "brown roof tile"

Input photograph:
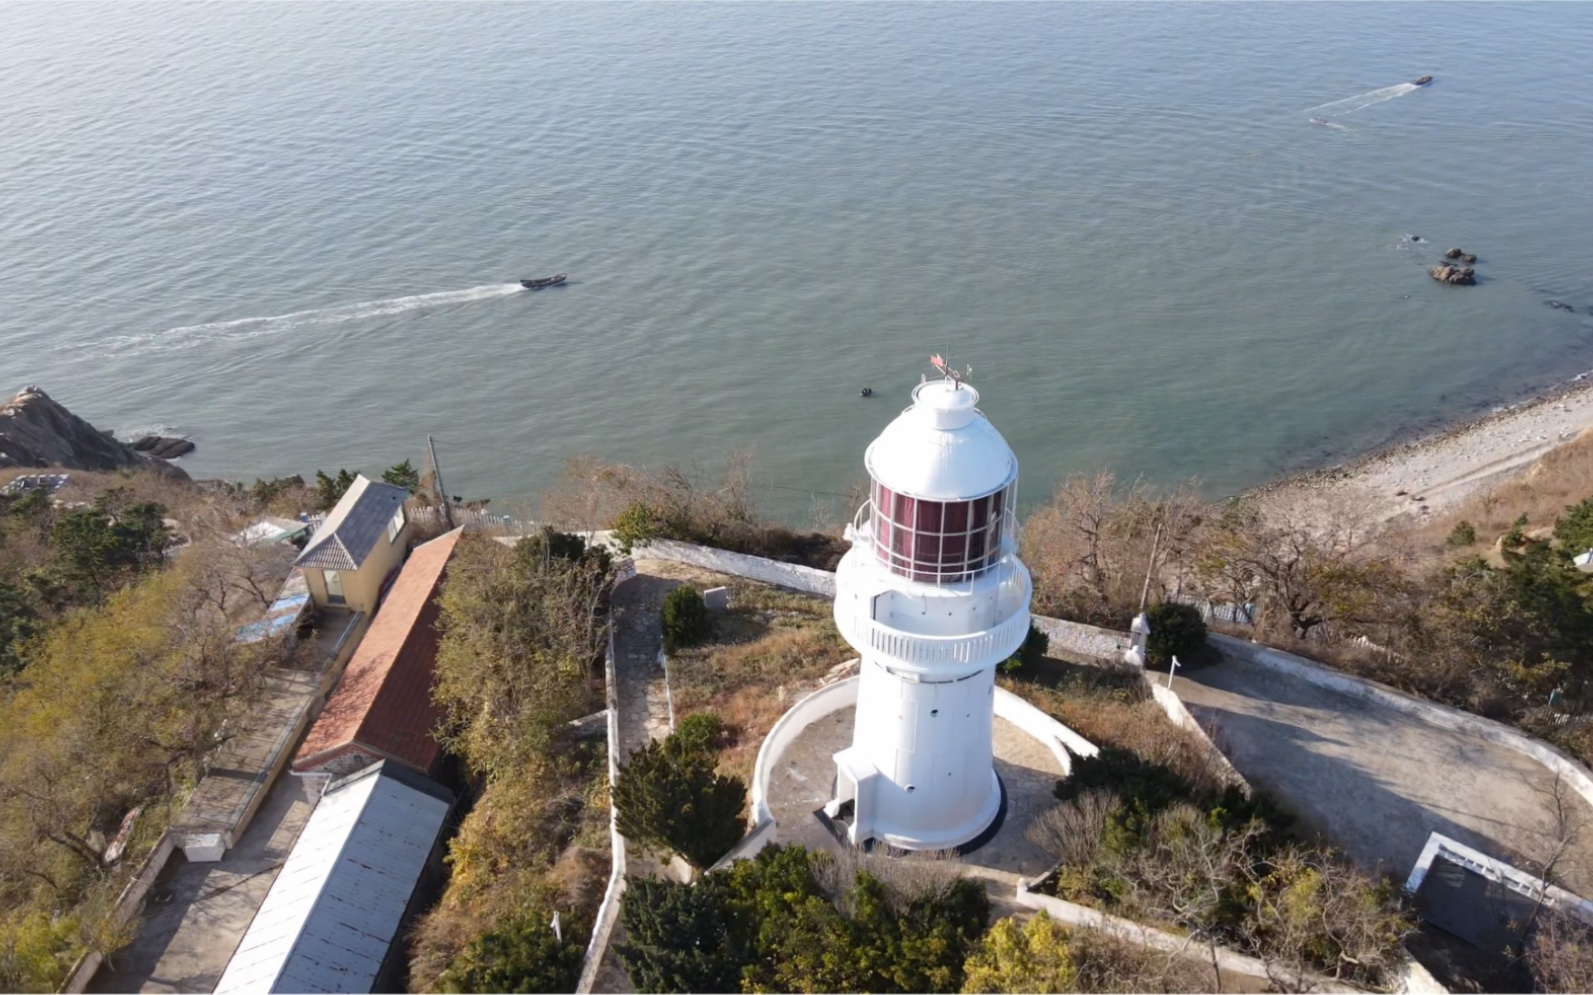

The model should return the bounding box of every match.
[293,527,464,776]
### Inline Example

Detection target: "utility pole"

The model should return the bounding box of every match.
[1138,521,1164,613]
[427,435,454,529]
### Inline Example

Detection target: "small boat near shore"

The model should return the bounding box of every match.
[520,274,567,289]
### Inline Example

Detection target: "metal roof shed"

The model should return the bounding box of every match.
[214,762,453,994]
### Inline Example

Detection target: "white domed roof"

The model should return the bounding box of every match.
[864,381,1017,500]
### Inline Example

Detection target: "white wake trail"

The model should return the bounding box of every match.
[1303,82,1419,117]
[101,283,525,354]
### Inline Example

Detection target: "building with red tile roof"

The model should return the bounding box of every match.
[293,528,463,779]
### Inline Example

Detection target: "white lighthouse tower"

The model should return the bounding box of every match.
[828,365,1032,851]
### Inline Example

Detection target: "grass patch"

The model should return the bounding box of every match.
[1000,659,1233,798]
[666,578,853,787]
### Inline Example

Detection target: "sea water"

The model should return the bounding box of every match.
[2,3,1591,518]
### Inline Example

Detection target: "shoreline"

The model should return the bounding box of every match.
[1253,373,1593,529]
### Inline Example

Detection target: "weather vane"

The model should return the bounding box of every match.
[926,354,973,389]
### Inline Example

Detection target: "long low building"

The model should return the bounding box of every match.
[213,760,454,994]
[293,527,462,779]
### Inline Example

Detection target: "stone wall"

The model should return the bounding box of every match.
[635,539,836,597]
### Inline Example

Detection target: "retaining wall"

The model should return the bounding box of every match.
[61,831,178,994]
[750,677,861,826]
[635,539,836,597]
[1149,683,1250,795]
[575,624,629,995]
[1031,614,1129,662]
[1015,878,1371,993]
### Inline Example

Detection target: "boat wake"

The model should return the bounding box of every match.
[98,283,525,354]
[1303,82,1419,118]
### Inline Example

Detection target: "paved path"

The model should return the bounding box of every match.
[1175,653,1593,895]
[593,565,676,995]
[90,774,318,993]
[611,568,674,764]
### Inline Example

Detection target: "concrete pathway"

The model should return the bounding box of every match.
[89,774,318,993]
[611,567,674,763]
[593,565,676,995]
[1174,653,1593,895]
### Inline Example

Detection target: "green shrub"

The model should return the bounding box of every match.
[662,585,712,651]
[1144,602,1207,669]
[1503,512,1531,550]
[1556,497,1593,557]
[1446,520,1478,547]
[998,623,1049,678]
[620,844,991,994]
[671,712,726,757]
[611,499,664,554]
[436,909,588,994]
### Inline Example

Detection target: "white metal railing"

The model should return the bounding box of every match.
[833,569,1033,671]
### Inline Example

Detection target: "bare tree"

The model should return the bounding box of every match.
[1022,473,1210,626]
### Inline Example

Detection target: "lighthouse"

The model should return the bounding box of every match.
[828,365,1033,851]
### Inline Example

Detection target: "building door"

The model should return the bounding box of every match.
[324,569,346,605]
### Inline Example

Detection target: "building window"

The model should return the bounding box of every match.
[324,569,346,605]
[869,479,1013,584]
[387,505,406,543]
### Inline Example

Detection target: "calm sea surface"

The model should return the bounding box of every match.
[3,3,1592,519]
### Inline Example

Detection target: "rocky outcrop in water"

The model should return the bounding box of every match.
[1443,247,1478,264]
[1430,263,1476,286]
[0,386,190,478]
[131,435,197,459]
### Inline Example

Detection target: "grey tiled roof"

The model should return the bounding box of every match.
[294,476,409,571]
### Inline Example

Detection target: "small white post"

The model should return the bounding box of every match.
[1166,655,1181,689]
[551,910,563,943]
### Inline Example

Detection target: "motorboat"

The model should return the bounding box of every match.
[1413,75,1433,86]
[520,274,567,289]
[1310,117,1330,126]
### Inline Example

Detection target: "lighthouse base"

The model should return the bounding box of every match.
[828,749,1004,853]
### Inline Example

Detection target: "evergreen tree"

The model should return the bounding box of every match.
[313,468,358,509]
[613,723,746,870]
[0,579,39,675]
[381,459,421,493]
[42,490,170,604]
[617,877,747,994]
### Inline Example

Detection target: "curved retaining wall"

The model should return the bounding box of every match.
[992,686,1097,774]
[1210,633,1593,816]
[751,677,860,823]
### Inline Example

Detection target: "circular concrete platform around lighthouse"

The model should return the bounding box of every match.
[764,706,1066,880]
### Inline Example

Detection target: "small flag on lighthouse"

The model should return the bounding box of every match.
[930,354,946,370]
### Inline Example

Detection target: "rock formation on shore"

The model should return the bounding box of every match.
[1430,263,1476,286]
[0,386,190,479]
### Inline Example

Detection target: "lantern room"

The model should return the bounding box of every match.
[863,379,1017,585]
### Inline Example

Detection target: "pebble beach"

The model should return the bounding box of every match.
[1260,379,1593,529]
